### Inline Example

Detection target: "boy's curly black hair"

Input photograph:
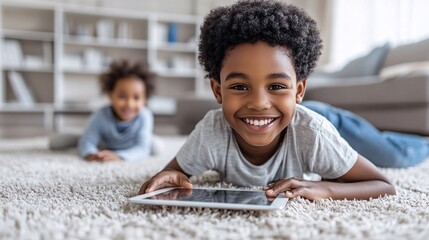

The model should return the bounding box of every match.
[198,0,323,82]
[99,60,156,98]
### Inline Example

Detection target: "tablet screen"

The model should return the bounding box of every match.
[147,188,272,206]
[129,187,288,210]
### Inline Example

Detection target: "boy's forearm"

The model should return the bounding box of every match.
[321,180,396,200]
[114,146,150,161]
[162,158,191,177]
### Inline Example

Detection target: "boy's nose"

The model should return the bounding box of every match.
[247,90,270,110]
[125,98,133,107]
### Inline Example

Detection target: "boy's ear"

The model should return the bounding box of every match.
[295,79,307,103]
[210,78,222,104]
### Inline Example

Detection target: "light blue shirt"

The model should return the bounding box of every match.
[78,105,154,161]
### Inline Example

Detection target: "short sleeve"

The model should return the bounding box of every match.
[306,120,358,179]
[176,119,216,176]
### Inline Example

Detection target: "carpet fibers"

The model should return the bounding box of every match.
[0,137,428,240]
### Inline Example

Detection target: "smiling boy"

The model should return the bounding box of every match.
[138,0,395,200]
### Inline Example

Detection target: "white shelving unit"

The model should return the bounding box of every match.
[0,0,206,132]
[0,1,55,128]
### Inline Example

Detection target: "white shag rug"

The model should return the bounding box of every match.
[1,136,429,240]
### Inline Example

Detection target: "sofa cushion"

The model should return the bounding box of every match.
[383,38,429,68]
[312,43,390,79]
[305,74,429,106]
[306,75,380,89]
[380,61,429,80]
[338,42,390,77]
[348,107,429,135]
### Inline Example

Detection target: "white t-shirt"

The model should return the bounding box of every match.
[176,105,357,187]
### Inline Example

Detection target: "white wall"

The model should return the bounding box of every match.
[330,0,429,69]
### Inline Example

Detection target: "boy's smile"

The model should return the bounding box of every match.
[109,76,146,121]
[211,42,306,162]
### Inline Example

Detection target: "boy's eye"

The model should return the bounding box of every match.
[230,84,247,91]
[268,84,286,90]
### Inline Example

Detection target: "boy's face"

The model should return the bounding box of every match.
[211,42,306,148]
[109,76,146,121]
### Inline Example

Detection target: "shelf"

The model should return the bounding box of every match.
[53,105,94,114]
[1,1,204,132]
[3,65,54,73]
[63,35,148,49]
[53,100,176,116]
[3,29,54,41]
[63,4,150,20]
[62,66,197,78]
[157,13,200,24]
[157,69,197,78]
[0,103,52,112]
[62,68,105,75]
[156,42,196,52]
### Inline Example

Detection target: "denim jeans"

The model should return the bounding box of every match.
[301,101,429,168]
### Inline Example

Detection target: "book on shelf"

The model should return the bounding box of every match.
[83,48,105,71]
[96,19,115,41]
[8,71,35,106]
[151,23,180,46]
[167,23,178,43]
[43,41,53,66]
[2,39,23,67]
[62,54,83,70]
[117,21,132,41]
[152,23,168,45]
[24,55,45,68]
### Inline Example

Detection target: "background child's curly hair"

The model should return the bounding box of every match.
[198,0,323,82]
[99,60,156,98]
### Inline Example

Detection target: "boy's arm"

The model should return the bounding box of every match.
[115,109,154,161]
[114,128,152,161]
[78,113,102,159]
[265,154,396,200]
[138,157,192,195]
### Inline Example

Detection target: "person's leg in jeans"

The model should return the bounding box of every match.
[301,101,429,168]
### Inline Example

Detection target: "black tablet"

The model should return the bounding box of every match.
[129,187,288,211]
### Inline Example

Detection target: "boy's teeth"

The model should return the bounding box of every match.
[244,118,274,126]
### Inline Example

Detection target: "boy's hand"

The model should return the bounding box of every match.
[138,170,192,195]
[264,177,330,201]
[85,150,122,162]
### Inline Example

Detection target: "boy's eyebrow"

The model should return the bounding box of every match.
[267,73,293,81]
[225,72,292,81]
[225,72,248,81]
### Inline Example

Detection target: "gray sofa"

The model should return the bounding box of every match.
[305,38,429,135]
[176,96,220,135]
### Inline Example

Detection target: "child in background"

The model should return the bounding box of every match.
[138,0,396,200]
[79,60,156,162]
[50,60,157,162]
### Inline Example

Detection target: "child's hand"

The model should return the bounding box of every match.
[138,170,193,195]
[85,150,123,162]
[264,177,330,201]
